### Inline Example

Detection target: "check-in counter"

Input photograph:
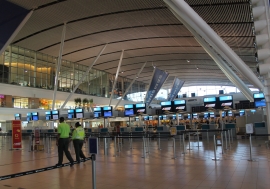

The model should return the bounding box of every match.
[254,122,268,136]
[131,127,144,132]
[156,126,170,132]
[86,128,92,133]
[175,125,186,131]
[120,127,131,132]
[99,128,109,133]
[224,123,236,138]
[22,130,33,134]
[201,124,217,139]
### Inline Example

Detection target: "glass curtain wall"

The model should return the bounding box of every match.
[0,45,146,100]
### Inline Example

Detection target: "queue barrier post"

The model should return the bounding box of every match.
[182,133,186,154]
[212,135,220,161]
[142,136,146,158]
[172,137,177,159]
[224,131,228,150]
[158,133,161,150]
[207,130,209,144]
[220,131,224,154]
[117,135,120,152]
[248,134,257,162]
[228,130,231,149]
[130,133,133,149]
[187,132,192,150]
[196,130,201,147]
[113,136,117,157]
[9,134,12,150]
[28,135,32,152]
[231,129,233,143]
[104,138,107,156]
[91,154,97,189]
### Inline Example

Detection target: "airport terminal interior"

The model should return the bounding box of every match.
[1,0,270,189]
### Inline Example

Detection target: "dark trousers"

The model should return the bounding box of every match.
[58,138,74,164]
[73,139,86,162]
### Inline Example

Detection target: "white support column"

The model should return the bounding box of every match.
[0,10,34,55]
[114,62,146,110]
[33,52,37,87]
[60,44,107,110]
[109,50,124,106]
[164,0,255,101]
[164,0,263,90]
[52,23,67,110]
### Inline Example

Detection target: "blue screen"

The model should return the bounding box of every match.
[103,106,111,111]
[45,111,51,115]
[149,116,153,120]
[136,103,145,108]
[219,96,232,101]
[68,109,74,113]
[94,107,101,111]
[204,97,216,102]
[52,110,59,115]
[174,100,185,105]
[125,104,133,108]
[161,101,171,106]
[32,112,38,116]
[46,116,51,120]
[94,112,101,118]
[125,109,134,116]
[204,113,209,118]
[254,93,264,99]
[104,111,112,117]
[255,101,266,107]
[32,115,39,121]
[68,114,74,119]
[75,109,83,113]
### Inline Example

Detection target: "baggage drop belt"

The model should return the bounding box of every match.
[0,157,92,181]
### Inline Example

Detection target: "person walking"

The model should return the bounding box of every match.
[56,117,74,167]
[72,122,86,163]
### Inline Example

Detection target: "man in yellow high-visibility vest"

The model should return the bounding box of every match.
[72,122,86,163]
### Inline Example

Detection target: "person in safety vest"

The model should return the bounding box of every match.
[72,122,86,163]
[56,117,74,167]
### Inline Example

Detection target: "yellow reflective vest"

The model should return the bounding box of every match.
[72,126,85,140]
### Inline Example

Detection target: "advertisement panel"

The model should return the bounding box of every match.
[168,78,185,101]
[145,68,169,106]
[12,120,22,149]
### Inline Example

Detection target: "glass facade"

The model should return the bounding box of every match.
[0,45,146,100]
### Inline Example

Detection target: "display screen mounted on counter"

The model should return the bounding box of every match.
[32,112,39,121]
[75,109,84,119]
[14,113,21,120]
[45,111,51,120]
[67,109,75,119]
[135,103,146,114]
[103,106,112,117]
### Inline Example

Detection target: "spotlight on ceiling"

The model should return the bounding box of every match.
[187,60,190,63]
[121,71,124,73]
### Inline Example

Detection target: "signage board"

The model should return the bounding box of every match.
[88,137,98,154]
[170,127,177,135]
[246,123,253,134]
[12,120,22,149]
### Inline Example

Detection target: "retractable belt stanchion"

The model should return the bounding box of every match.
[104,138,107,156]
[28,134,32,152]
[113,136,117,157]
[91,154,96,189]
[9,134,12,150]
[48,135,51,154]
[158,133,161,150]
[207,130,209,144]
[147,133,150,154]
[196,130,201,147]
[231,129,233,143]
[228,131,231,149]
[130,133,133,149]
[172,137,177,159]
[248,134,257,162]
[220,131,224,154]
[142,136,146,158]
[224,131,228,150]
[212,135,219,161]
[182,133,186,154]
[117,135,120,152]
[187,132,192,150]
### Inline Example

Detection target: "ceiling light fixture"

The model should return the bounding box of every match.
[121,71,124,73]
[187,60,190,63]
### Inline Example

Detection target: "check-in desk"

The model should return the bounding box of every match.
[254,122,268,136]
[224,123,236,138]
[201,124,216,139]
[131,127,144,132]
[176,125,186,131]
[156,126,170,132]
[120,127,131,132]
[22,129,33,137]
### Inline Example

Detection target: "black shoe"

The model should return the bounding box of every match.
[55,163,62,167]
[70,162,74,167]
[81,158,86,162]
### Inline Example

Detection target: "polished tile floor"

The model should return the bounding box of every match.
[0,135,270,189]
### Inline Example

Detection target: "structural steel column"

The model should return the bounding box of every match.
[109,50,124,106]
[114,62,146,109]
[164,0,263,90]
[60,44,107,110]
[52,23,67,110]
[0,10,34,55]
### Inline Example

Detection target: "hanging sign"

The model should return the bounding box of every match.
[145,68,169,106]
[168,78,185,101]
[12,120,22,149]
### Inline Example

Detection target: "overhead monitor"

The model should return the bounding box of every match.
[149,116,153,120]
[124,104,134,109]
[32,112,39,121]
[204,113,209,118]
[67,109,75,119]
[192,113,198,119]
[162,107,171,111]
[204,97,216,102]
[161,101,172,106]
[174,100,185,105]
[205,104,216,108]
[135,117,139,121]
[239,110,245,116]
[162,115,167,120]
[228,111,233,116]
[75,109,84,119]
[124,109,134,116]
[143,116,148,121]
[93,107,102,118]
[135,103,146,114]
[255,100,266,108]
[14,113,21,120]
[209,112,215,118]
[172,115,176,120]
[103,106,113,117]
[51,110,59,120]
[253,93,264,99]
[45,111,51,120]
[219,95,233,101]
